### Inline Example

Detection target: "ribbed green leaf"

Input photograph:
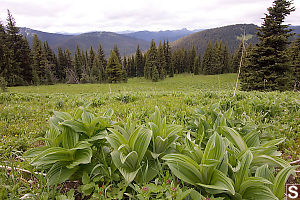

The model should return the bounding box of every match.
[67,147,92,168]
[162,153,203,185]
[129,127,152,163]
[197,169,235,195]
[239,177,272,195]
[235,150,253,192]
[120,151,138,169]
[242,185,278,200]
[46,162,78,185]
[273,165,298,199]
[219,126,247,151]
[53,111,72,121]
[61,120,87,134]
[252,155,290,168]
[243,131,260,147]
[255,164,275,185]
[30,147,73,167]
[108,128,128,145]
[61,126,79,149]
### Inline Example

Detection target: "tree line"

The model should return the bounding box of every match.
[1,1,299,91]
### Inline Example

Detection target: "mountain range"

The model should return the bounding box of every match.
[20,25,300,57]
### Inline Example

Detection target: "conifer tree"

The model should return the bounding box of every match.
[157,41,166,79]
[130,55,136,77]
[106,50,123,83]
[135,45,144,77]
[232,41,243,73]
[144,40,158,80]
[90,57,101,83]
[5,10,32,86]
[96,44,107,82]
[56,47,66,82]
[74,45,82,81]
[113,44,122,65]
[194,55,201,75]
[152,66,159,82]
[187,45,197,73]
[222,43,231,73]
[164,40,172,76]
[290,35,300,90]
[202,41,214,75]
[0,22,9,84]
[241,0,295,91]
[31,34,42,84]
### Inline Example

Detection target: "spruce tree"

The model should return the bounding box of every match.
[113,44,122,65]
[135,45,144,77]
[144,40,158,80]
[5,10,32,86]
[202,41,214,75]
[157,41,166,80]
[106,50,123,83]
[222,43,231,73]
[290,35,300,90]
[232,41,243,73]
[194,55,201,75]
[187,46,197,73]
[96,44,107,82]
[56,47,66,82]
[164,40,172,76]
[74,45,82,81]
[31,34,42,84]
[241,0,295,91]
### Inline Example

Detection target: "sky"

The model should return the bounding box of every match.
[0,0,299,33]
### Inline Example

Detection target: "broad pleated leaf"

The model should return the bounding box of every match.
[239,177,272,195]
[47,162,78,185]
[235,150,253,192]
[197,169,235,195]
[219,126,247,151]
[252,155,290,168]
[67,147,92,168]
[162,154,203,185]
[255,164,275,185]
[273,166,298,199]
[242,185,278,200]
[30,147,73,166]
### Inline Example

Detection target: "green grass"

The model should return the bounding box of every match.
[0,73,299,198]
[9,73,237,94]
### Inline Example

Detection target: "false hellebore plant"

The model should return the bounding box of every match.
[25,107,114,185]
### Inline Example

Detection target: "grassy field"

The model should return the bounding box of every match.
[0,73,299,199]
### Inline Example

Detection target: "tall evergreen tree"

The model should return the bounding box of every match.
[106,50,123,83]
[135,45,144,77]
[290,35,300,90]
[56,47,66,82]
[96,44,107,82]
[74,45,82,81]
[241,0,295,91]
[193,55,201,75]
[144,40,158,80]
[222,43,231,73]
[187,45,197,73]
[5,10,32,86]
[202,41,214,75]
[157,41,166,80]
[232,41,244,73]
[113,44,122,65]
[164,40,172,76]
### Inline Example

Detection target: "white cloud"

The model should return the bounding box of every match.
[0,0,299,33]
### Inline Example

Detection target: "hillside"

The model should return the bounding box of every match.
[124,28,202,43]
[20,28,149,56]
[20,27,73,48]
[58,32,149,56]
[171,24,300,54]
[171,24,259,54]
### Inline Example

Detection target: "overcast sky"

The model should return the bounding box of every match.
[0,0,299,33]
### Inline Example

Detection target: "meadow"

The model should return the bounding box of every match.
[0,74,299,199]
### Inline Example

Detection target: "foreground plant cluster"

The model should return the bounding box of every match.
[1,103,299,199]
